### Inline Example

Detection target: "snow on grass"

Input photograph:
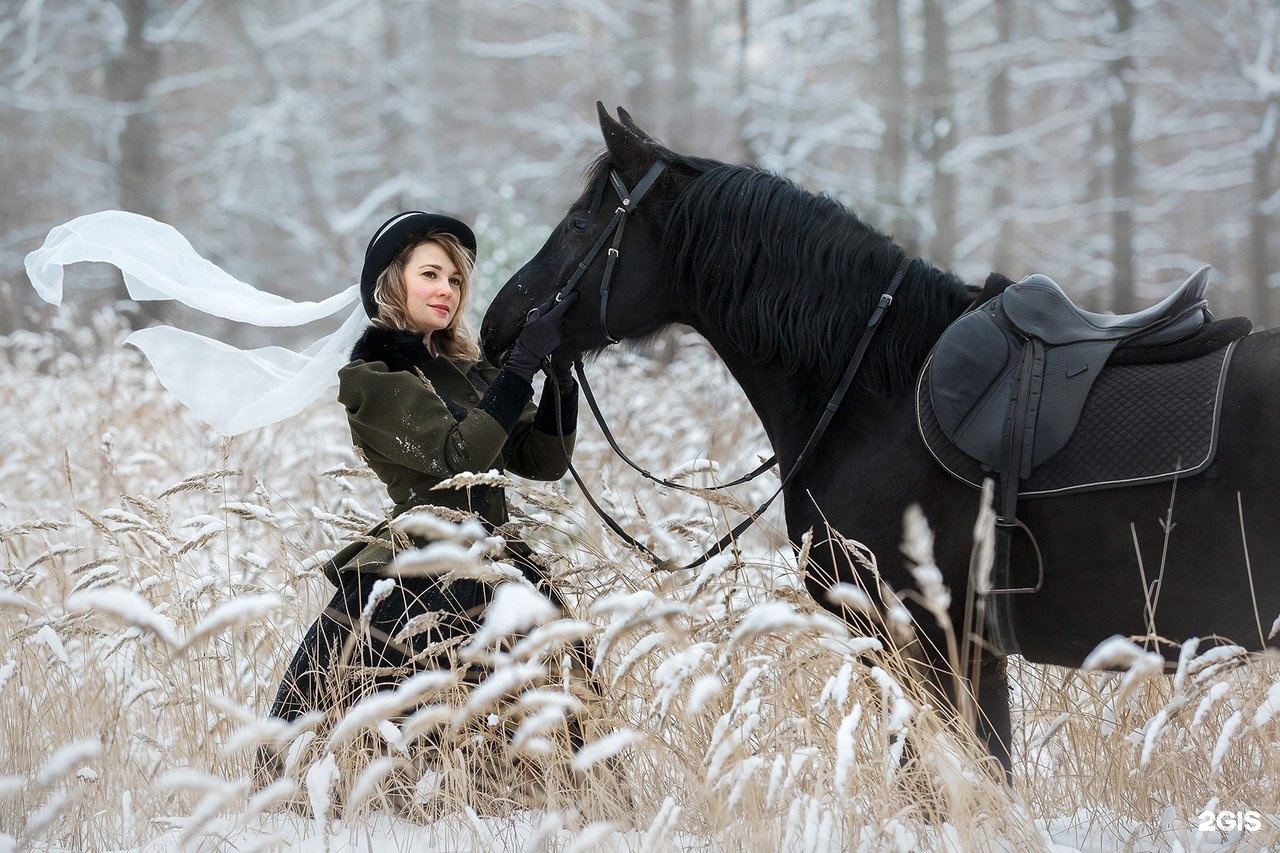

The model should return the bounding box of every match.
[3,322,1280,851]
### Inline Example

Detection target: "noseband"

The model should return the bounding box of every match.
[542,160,909,571]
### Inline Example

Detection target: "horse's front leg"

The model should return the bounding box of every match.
[972,651,1012,781]
[907,631,1013,783]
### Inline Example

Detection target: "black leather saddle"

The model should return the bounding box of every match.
[929,266,1211,476]
[922,265,1247,657]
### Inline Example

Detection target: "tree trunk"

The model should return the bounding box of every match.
[1251,100,1279,327]
[379,0,418,211]
[106,0,162,219]
[875,0,910,242]
[426,1,464,196]
[734,0,756,161]
[230,5,341,261]
[1108,0,1137,313]
[625,6,659,131]
[922,0,956,267]
[670,0,695,150]
[989,0,1015,276]
[104,0,164,323]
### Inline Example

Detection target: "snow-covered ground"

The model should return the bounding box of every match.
[2,317,1278,852]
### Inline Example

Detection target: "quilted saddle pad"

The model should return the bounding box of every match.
[916,339,1238,498]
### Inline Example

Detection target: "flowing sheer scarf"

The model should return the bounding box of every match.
[25,210,366,435]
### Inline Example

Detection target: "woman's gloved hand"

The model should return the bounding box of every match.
[504,291,578,382]
[549,352,577,390]
[534,352,579,436]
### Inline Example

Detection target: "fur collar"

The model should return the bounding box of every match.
[350,325,433,374]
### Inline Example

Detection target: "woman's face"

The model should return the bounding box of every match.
[402,241,463,334]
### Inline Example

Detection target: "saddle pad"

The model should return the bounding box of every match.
[916,340,1238,498]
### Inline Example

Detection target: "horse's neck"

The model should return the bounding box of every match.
[699,335,811,447]
[689,263,968,474]
[695,327,906,477]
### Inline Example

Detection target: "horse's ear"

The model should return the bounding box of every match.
[597,101,654,176]
[617,106,649,139]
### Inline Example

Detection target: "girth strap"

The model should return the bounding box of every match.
[986,337,1049,656]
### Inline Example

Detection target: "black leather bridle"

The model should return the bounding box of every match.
[543,160,910,571]
[550,161,667,344]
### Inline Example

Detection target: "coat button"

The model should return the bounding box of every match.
[469,394,478,402]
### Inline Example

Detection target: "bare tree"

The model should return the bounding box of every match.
[6,0,1277,338]
[988,0,1016,276]
[875,0,912,243]
[1250,89,1280,327]
[105,0,163,222]
[1222,0,1280,325]
[670,0,696,150]
[922,0,957,267]
[733,0,756,162]
[1105,0,1138,312]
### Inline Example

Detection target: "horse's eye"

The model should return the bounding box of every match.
[569,216,590,233]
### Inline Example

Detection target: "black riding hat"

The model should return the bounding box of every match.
[360,211,477,319]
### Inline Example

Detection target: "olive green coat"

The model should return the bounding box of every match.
[317,325,575,582]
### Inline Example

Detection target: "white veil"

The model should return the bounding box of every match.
[24,210,367,435]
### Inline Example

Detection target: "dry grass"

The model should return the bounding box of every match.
[2,313,1279,851]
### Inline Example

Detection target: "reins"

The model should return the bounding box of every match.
[576,366,778,492]
[538,160,911,571]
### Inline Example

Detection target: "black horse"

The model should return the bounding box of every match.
[481,105,1280,775]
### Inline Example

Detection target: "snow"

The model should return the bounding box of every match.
[1211,710,1244,774]
[327,671,457,747]
[35,738,102,786]
[7,321,1280,852]
[665,457,720,482]
[685,674,723,715]
[460,583,558,660]
[65,586,178,646]
[346,758,393,814]
[570,728,640,772]
[464,662,546,716]
[305,753,338,844]
[32,625,69,664]
[393,509,490,545]
[1252,681,1280,728]
[826,581,873,615]
[182,592,283,650]
[728,600,813,645]
[834,704,864,794]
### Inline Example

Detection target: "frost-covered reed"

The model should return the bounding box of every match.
[2,313,1279,850]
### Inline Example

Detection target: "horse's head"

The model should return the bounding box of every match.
[482,104,697,366]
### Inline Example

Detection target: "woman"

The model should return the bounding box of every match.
[268,210,581,722]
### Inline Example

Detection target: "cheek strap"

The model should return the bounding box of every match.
[553,160,668,346]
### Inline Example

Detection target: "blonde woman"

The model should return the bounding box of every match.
[269,210,580,721]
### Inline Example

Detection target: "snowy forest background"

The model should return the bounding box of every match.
[7,1,1280,851]
[4,0,1280,338]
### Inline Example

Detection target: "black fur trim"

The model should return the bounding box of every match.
[350,325,432,374]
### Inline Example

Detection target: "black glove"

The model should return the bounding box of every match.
[549,353,577,391]
[504,292,578,382]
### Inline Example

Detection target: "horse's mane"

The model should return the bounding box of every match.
[659,163,972,398]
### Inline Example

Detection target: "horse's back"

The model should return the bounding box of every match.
[1012,327,1280,665]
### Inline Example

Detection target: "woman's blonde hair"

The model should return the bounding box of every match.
[371,232,482,362]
